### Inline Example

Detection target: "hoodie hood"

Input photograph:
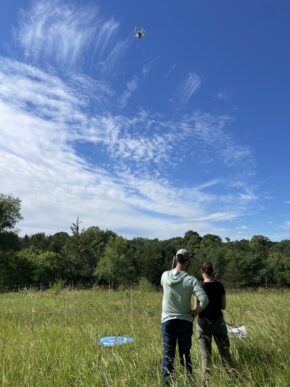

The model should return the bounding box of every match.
[163,270,188,286]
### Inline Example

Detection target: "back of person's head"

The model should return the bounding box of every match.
[176,248,189,263]
[200,261,214,275]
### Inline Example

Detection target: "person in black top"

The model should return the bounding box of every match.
[197,262,232,384]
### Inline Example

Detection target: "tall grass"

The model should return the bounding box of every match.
[0,288,289,386]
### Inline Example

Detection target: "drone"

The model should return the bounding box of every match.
[134,27,145,39]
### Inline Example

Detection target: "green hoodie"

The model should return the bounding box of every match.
[161,269,208,323]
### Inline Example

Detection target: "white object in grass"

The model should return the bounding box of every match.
[226,323,247,339]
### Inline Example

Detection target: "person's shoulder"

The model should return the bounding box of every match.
[161,270,169,281]
[214,280,226,292]
[203,280,222,288]
[186,274,199,285]
[185,273,196,279]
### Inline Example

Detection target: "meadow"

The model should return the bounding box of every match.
[0,287,289,386]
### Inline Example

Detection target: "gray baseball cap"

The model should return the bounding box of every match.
[176,248,189,259]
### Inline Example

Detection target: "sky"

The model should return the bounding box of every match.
[0,0,290,241]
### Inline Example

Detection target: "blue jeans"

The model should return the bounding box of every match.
[161,319,193,383]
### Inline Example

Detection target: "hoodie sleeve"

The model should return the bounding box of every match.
[191,278,209,310]
[160,271,166,287]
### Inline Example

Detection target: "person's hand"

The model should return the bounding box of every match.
[190,308,199,318]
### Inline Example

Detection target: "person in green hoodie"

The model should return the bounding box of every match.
[160,248,209,385]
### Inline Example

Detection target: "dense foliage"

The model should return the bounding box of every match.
[0,194,289,289]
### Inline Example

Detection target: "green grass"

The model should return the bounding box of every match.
[0,288,289,386]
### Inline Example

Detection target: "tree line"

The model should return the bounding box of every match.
[0,193,289,289]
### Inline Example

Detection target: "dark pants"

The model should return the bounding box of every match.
[161,319,193,384]
[198,317,231,382]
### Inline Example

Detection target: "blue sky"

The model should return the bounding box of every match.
[0,0,290,241]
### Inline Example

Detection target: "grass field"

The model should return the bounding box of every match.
[0,288,289,386]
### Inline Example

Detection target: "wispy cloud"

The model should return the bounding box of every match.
[76,109,254,172]
[0,56,257,238]
[178,72,201,104]
[179,112,254,168]
[118,76,138,108]
[238,189,257,201]
[281,221,290,229]
[165,64,176,79]
[67,73,114,106]
[94,19,119,57]
[15,0,128,74]
[217,91,230,102]
[142,57,159,78]
[16,0,97,68]
[0,0,259,239]
[96,36,131,77]
[0,57,113,120]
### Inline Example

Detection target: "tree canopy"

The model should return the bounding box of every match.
[0,193,289,289]
[0,194,23,233]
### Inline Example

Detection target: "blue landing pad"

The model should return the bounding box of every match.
[97,336,134,347]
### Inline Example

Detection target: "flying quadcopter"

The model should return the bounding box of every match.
[134,27,145,39]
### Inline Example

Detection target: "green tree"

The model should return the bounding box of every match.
[184,231,202,256]
[0,250,33,286]
[0,232,21,251]
[266,252,290,287]
[63,218,84,281]
[0,194,23,233]
[48,232,70,254]
[134,238,172,286]
[270,239,290,256]
[249,235,271,255]
[78,226,115,280]
[63,221,116,283]
[29,233,50,250]
[18,247,59,284]
[183,231,202,275]
[95,236,136,288]
[248,235,272,285]
[223,247,250,288]
[194,234,223,277]
[200,234,222,249]
[0,194,26,286]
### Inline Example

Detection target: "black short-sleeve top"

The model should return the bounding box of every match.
[199,280,225,321]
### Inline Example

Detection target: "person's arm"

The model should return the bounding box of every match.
[190,279,208,317]
[220,282,226,309]
[160,272,165,287]
[221,294,226,310]
[191,299,204,317]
